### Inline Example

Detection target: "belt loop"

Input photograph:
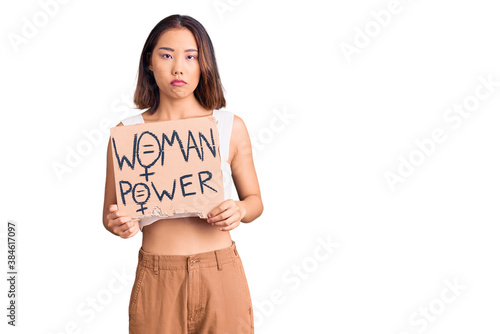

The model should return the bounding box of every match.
[233,247,238,257]
[214,250,222,271]
[154,255,159,275]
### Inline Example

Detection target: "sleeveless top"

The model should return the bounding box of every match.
[119,109,234,231]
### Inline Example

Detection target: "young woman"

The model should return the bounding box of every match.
[102,14,263,333]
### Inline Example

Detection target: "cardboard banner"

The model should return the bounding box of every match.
[110,116,225,220]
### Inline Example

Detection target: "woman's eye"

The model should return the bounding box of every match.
[161,54,172,59]
[187,55,197,60]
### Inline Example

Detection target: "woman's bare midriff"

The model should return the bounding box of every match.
[141,216,233,255]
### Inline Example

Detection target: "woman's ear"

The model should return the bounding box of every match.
[147,52,153,71]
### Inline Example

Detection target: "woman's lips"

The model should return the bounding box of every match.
[171,80,186,86]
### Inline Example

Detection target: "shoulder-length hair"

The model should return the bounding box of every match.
[134,14,226,113]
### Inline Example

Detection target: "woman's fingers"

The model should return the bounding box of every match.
[219,218,241,231]
[105,204,139,238]
[119,220,139,239]
[109,204,118,213]
[108,206,128,225]
[208,203,238,224]
[211,208,238,226]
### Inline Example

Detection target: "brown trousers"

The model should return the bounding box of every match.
[129,240,254,333]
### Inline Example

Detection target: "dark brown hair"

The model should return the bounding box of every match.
[134,14,226,113]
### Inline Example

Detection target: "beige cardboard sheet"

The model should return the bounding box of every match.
[110,116,224,220]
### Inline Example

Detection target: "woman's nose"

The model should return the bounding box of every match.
[172,59,183,75]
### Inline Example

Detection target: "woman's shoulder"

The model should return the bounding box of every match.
[213,109,246,129]
[112,111,147,127]
[213,108,234,118]
[223,111,248,144]
[119,113,145,126]
[226,111,245,131]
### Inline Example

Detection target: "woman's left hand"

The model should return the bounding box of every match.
[206,199,246,231]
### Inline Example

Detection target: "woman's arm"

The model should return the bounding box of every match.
[102,122,138,238]
[206,115,263,230]
[230,115,264,223]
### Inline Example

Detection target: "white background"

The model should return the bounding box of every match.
[1,0,500,333]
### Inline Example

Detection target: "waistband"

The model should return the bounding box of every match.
[138,240,239,272]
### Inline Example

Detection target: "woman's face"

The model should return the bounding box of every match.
[149,28,201,101]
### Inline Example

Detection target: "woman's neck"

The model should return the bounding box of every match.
[150,94,210,121]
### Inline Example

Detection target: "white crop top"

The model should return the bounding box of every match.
[119,109,235,231]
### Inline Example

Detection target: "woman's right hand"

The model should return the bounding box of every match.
[105,204,139,238]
